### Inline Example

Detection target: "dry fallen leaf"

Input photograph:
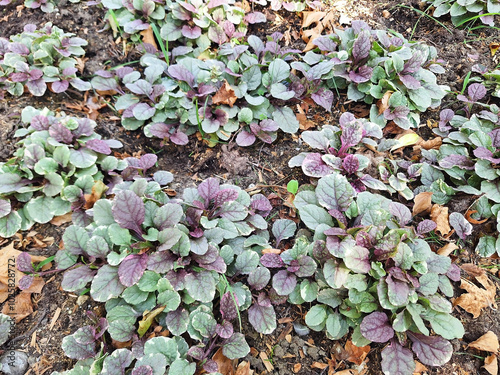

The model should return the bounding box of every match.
[419,137,442,150]
[1,291,33,323]
[311,362,328,369]
[455,273,497,318]
[484,354,498,375]
[465,209,488,225]
[430,204,451,236]
[212,348,235,375]
[437,243,458,256]
[490,42,499,57]
[50,213,73,226]
[212,80,237,107]
[297,113,316,130]
[345,340,370,365]
[84,180,108,209]
[140,26,158,49]
[461,263,485,277]
[293,363,302,373]
[469,331,499,353]
[378,91,393,115]
[235,361,251,375]
[413,192,433,216]
[413,361,428,374]
[301,10,335,52]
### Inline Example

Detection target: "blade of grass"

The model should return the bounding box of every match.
[461,71,471,94]
[151,23,169,65]
[455,12,500,27]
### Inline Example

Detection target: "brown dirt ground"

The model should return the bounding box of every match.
[0,0,499,374]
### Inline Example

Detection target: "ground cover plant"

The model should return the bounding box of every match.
[425,0,500,26]
[1,1,500,375]
[0,107,125,237]
[0,22,90,99]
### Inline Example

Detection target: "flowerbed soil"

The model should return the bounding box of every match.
[0,0,499,374]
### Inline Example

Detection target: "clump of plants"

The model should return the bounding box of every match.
[0,107,125,237]
[54,176,282,373]
[306,21,448,129]
[425,0,500,26]
[0,23,90,98]
[288,172,463,373]
[419,83,500,255]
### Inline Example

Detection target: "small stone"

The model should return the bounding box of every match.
[76,295,89,306]
[382,10,391,18]
[0,350,29,375]
[293,322,310,336]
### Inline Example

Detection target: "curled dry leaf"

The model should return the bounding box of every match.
[413,192,433,216]
[461,263,485,277]
[345,340,370,365]
[297,113,316,130]
[235,361,251,375]
[413,361,428,374]
[212,80,237,107]
[50,213,73,226]
[437,243,458,256]
[293,363,302,373]
[377,91,393,115]
[430,204,451,236]
[301,11,335,52]
[484,354,498,375]
[465,209,488,225]
[468,331,499,353]
[455,273,497,318]
[418,137,442,150]
[213,347,235,375]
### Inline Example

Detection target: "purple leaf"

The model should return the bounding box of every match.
[489,129,500,147]
[188,346,204,361]
[251,194,272,216]
[16,252,34,272]
[417,219,437,234]
[245,12,267,24]
[349,65,373,83]
[31,115,50,130]
[384,106,410,121]
[61,265,96,292]
[248,267,271,290]
[29,69,43,80]
[386,274,410,306]
[272,219,296,246]
[399,74,421,89]
[272,270,296,295]
[220,291,239,321]
[167,64,195,87]
[181,25,202,39]
[342,154,359,174]
[9,42,30,55]
[468,83,487,102]
[51,80,69,93]
[295,256,317,277]
[403,52,424,74]
[473,147,500,163]
[449,212,472,240]
[360,312,394,343]
[315,173,354,212]
[344,245,370,274]
[203,360,219,374]
[18,275,34,290]
[62,67,78,76]
[149,123,172,139]
[208,25,227,45]
[132,366,153,375]
[302,153,333,177]
[49,122,74,144]
[118,253,148,287]
[260,253,285,268]
[147,252,175,273]
[341,121,364,149]
[389,202,412,226]
[381,340,416,375]
[9,72,29,82]
[417,219,437,235]
[215,321,234,339]
[439,155,475,170]
[313,36,337,52]
[85,139,111,155]
[446,263,461,282]
[408,332,453,366]
[112,190,145,234]
[352,30,371,62]
[170,130,189,145]
[311,88,334,112]
[213,189,239,208]
[198,177,220,202]
[139,153,157,170]
[26,78,47,96]
[248,295,276,334]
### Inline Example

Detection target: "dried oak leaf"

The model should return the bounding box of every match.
[413,361,428,374]
[413,192,433,216]
[418,137,442,150]
[430,204,451,235]
[140,26,158,49]
[484,354,498,375]
[297,113,316,130]
[437,243,458,256]
[377,91,393,115]
[461,263,485,277]
[455,273,497,318]
[468,331,499,353]
[213,80,237,107]
[212,347,235,375]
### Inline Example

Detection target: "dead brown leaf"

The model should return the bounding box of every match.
[413,361,428,374]
[301,11,335,52]
[1,291,33,323]
[437,243,458,256]
[469,331,499,353]
[311,362,328,369]
[50,213,73,226]
[419,137,442,150]
[377,91,393,115]
[293,363,302,373]
[140,26,158,49]
[461,263,485,277]
[212,348,235,375]
[297,113,316,130]
[484,354,498,375]
[84,180,108,210]
[430,204,451,236]
[455,273,497,318]
[212,80,237,107]
[345,340,370,365]
[235,361,251,375]
[413,192,433,216]
[465,209,488,225]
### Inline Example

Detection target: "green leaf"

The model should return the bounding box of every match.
[305,304,327,328]
[422,310,464,340]
[25,196,54,223]
[223,333,250,359]
[268,59,290,83]
[298,204,334,230]
[0,211,22,238]
[272,107,299,133]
